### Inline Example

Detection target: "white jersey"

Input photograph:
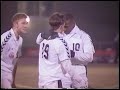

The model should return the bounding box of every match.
[64,25,95,65]
[60,25,95,88]
[61,25,95,75]
[1,28,23,72]
[37,37,71,86]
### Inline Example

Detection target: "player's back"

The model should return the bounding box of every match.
[38,37,68,85]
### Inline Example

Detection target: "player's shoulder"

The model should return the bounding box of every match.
[40,39,51,46]
[80,30,88,36]
[49,38,65,48]
[80,30,91,39]
[55,37,64,42]
[1,30,12,43]
[1,30,10,38]
[49,38,62,45]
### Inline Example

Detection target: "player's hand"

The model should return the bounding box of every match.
[70,50,75,58]
[41,32,49,39]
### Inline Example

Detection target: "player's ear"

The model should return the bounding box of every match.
[61,23,66,32]
[57,25,62,33]
[13,20,19,26]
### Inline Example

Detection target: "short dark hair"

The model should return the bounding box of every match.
[64,13,74,22]
[49,12,65,30]
[11,13,28,23]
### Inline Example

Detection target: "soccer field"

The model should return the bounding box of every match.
[15,57,119,89]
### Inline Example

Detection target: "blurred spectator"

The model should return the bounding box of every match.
[114,33,119,63]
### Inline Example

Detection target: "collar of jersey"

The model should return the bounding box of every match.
[70,24,80,35]
[10,28,20,41]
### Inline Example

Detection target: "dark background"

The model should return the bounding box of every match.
[1,2,119,88]
[1,1,119,49]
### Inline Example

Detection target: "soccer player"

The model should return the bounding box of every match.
[1,13,30,88]
[61,13,95,89]
[36,12,74,89]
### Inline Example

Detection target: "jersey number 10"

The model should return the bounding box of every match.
[73,43,80,51]
[42,43,49,59]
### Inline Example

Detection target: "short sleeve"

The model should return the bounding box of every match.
[57,39,70,62]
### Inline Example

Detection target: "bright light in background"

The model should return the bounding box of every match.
[26,16,30,22]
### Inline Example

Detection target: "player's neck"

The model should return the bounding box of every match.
[12,27,19,40]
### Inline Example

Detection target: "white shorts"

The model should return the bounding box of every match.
[1,70,13,89]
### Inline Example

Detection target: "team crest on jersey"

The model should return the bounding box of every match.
[9,52,14,58]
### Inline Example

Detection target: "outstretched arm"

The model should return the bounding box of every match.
[36,33,44,45]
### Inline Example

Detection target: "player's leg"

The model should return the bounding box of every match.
[1,70,13,88]
[61,73,72,88]
[72,73,88,89]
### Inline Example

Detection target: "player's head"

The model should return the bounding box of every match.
[64,13,75,34]
[11,13,30,34]
[49,12,65,33]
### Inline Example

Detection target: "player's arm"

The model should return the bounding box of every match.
[60,59,73,77]
[57,40,73,77]
[36,33,44,45]
[1,35,4,52]
[12,61,18,88]
[1,33,7,52]
[74,34,95,65]
[12,37,23,88]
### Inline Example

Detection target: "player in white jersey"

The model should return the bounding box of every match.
[61,13,95,89]
[1,13,30,89]
[36,12,74,89]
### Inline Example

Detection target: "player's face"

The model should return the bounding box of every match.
[64,20,74,34]
[16,18,30,34]
[64,20,71,33]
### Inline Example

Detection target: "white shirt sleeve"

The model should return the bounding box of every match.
[1,32,10,53]
[1,32,7,46]
[75,34,95,64]
[36,33,44,44]
[54,39,73,76]
[57,39,70,62]
[1,33,6,56]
